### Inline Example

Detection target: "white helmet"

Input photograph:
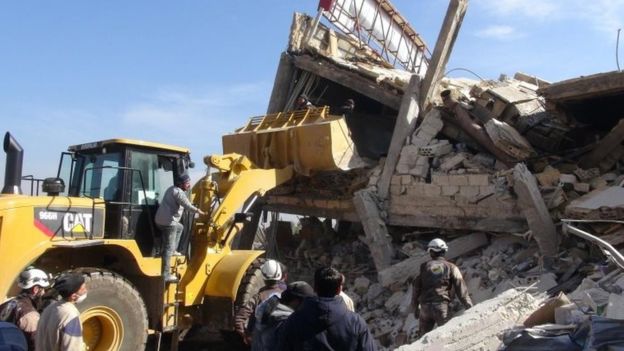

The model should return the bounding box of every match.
[260,260,283,281]
[18,267,50,289]
[427,238,448,253]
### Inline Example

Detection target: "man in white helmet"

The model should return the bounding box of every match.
[234,259,287,347]
[0,267,50,349]
[411,238,472,337]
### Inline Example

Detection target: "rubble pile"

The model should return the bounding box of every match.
[274,217,610,350]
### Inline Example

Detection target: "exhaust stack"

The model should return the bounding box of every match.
[2,132,23,195]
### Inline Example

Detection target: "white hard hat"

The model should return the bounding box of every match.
[427,238,448,253]
[18,267,50,289]
[260,260,283,281]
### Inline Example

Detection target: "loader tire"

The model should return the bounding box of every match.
[233,258,266,312]
[74,269,148,351]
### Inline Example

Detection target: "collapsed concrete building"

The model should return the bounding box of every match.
[225,0,624,349]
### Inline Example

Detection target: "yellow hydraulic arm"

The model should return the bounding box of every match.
[180,153,293,305]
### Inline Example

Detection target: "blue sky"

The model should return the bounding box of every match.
[1,0,623,185]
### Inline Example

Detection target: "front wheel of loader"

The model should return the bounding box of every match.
[76,270,148,351]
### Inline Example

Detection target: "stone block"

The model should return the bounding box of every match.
[423,184,442,197]
[442,185,460,196]
[406,184,425,197]
[431,173,450,185]
[401,175,413,185]
[479,185,496,196]
[449,175,469,186]
[559,173,577,184]
[440,153,466,171]
[459,186,480,198]
[468,174,490,186]
[409,161,429,178]
[390,185,402,195]
[573,182,590,193]
[391,175,402,185]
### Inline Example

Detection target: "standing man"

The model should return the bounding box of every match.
[234,260,287,346]
[35,273,87,351]
[412,238,473,337]
[155,174,205,283]
[277,267,375,351]
[0,267,50,349]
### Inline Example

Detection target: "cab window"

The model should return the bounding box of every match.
[129,151,174,205]
[80,152,123,200]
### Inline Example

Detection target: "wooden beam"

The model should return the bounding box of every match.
[266,52,296,114]
[378,232,488,288]
[377,75,421,199]
[419,0,469,108]
[353,189,394,271]
[579,119,624,168]
[539,71,624,102]
[512,163,558,257]
[292,55,402,109]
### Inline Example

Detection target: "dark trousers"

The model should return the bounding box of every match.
[419,302,449,336]
[157,222,183,279]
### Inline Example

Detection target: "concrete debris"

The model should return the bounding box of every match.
[260,7,624,351]
[396,289,544,351]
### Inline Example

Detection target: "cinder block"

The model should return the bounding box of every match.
[440,154,466,171]
[423,184,442,197]
[431,173,450,185]
[468,174,490,186]
[419,142,452,157]
[448,175,469,186]
[459,186,480,198]
[401,175,413,185]
[391,175,402,185]
[442,185,460,196]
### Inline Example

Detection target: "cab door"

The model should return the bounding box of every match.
[126,149,176,256]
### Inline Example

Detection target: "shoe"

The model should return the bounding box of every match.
[164,275,179,283]
[172,251,183,256]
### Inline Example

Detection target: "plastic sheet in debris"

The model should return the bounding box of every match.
[501,325,581,351]
[501,316,624,351]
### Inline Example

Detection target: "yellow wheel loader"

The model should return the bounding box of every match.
[0,106,362,350]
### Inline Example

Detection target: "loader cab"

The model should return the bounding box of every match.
[57,139,193,256]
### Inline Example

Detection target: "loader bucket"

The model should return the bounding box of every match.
[222,107,367,175]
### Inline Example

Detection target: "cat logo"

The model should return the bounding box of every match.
[63,213,93,233]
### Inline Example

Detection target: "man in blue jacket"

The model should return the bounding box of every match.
[277,267,376,351]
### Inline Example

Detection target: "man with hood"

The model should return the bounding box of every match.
[277,267,375,351]
[252,281,314,351]
[35,273,87,351]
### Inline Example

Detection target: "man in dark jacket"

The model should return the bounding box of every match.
[277,267,375,351]
[252,281,314,351]
[412,238,473,337]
